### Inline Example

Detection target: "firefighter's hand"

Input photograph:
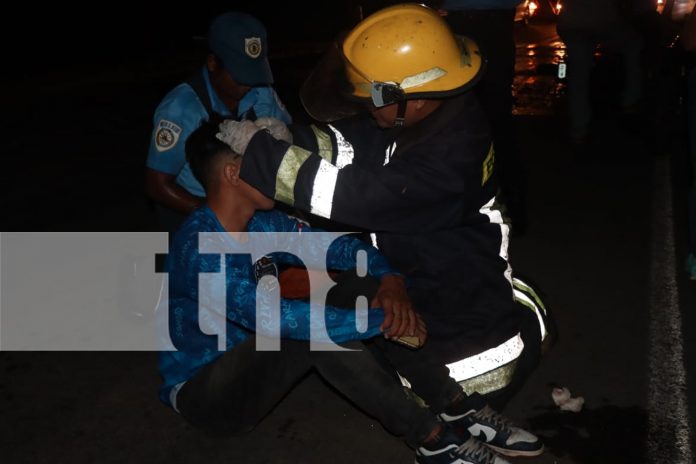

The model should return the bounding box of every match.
[400,313,428,348]
[255,117,293,144]
[371,274,417,339]
[216,119,261,155]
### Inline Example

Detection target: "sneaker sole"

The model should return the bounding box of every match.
[485,443,545,458]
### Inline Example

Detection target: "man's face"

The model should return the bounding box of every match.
[369,102,401,128]
[212,67,252,102]
[233,158,275,211]
[368,100,425,128]
[368,99,441,128]
[207,55,252,105]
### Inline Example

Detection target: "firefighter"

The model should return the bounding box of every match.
[216,3,546,458]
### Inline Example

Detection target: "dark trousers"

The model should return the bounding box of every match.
[325,273,475,413]
[368,337,469,414]
[176,336,439,448]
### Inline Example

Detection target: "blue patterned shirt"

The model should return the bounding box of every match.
[158,207,391,406]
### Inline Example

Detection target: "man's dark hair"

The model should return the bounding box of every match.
[185,114,239,191]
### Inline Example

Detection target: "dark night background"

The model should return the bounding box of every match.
[6,2,362,79]
[2,2,370,231]
[2,3,696,463]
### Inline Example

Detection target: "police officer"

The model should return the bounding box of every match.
[145,11,291,233]
[216,4,545,459]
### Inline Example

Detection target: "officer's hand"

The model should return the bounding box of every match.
[255,117,293,144]
[216,119,261,155]
[371,274,416,339]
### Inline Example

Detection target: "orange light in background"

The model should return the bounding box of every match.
[528,1,538,15]
[547,0,562,15]
[656,0,665,14]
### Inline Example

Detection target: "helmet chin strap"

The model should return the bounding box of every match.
[393,99,407,128]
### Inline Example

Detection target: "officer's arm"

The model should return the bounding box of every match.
[145,168,204,215]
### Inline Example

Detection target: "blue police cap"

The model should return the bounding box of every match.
[208,12,273,86]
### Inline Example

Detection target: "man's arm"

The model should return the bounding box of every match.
[267,212,424,340]
[145,168,203,215]
[146,84,209,213]
[239,127,486,233]
[168,226,385,348]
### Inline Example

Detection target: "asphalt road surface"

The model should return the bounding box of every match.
[2,16,695,464]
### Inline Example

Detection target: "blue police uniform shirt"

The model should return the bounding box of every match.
[146,67,292,197]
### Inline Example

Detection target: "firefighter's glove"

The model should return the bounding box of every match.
[254,117,293,144]
[216,120,261,155]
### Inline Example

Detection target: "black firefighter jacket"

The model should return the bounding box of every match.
[239,91,521,361]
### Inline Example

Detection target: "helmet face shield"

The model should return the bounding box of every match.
[370,82,405,108]
[343,55,406,107]
[299,40,369,122]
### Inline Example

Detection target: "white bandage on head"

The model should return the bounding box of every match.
[216,119,261,155]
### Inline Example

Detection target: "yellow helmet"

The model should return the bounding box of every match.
[342,3,483,107]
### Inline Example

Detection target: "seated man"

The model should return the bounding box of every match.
[157,117,525,464]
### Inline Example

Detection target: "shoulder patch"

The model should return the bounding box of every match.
[482,144,495,186]
[154,119,183,152]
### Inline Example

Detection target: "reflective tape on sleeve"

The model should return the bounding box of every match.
[309,159,339,218]
[512,277,548,315]
[479,196,512,285]
[310,125,333,163]
[275,145,312,205]
[327,125,354,169]
[513,289,548,341]
[370,233,379,249]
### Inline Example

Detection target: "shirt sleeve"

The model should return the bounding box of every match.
[239,125,490,233]
[252,211,397,279]
[227,276,384,343]
[168,214,384,346]
[146,84,207,175]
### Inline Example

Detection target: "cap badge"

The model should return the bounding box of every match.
[245,37,262,58]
